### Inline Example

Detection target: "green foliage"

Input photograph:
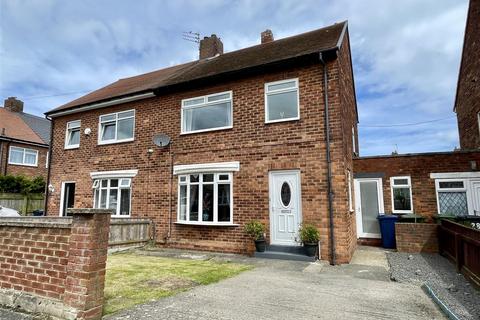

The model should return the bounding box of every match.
[244,220,265,240]
[0,175,45,194]
[299,223,320,244]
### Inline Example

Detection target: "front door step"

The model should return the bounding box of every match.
[254,245,316,262]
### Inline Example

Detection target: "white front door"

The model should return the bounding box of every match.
[354,178,384,238]
[269,170,302,246]
[470,180,480,216]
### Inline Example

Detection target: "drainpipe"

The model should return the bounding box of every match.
[44,117,54,215]
[4,141,10,176]
[319,52,336,265]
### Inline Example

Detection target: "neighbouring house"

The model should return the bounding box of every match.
[455,0,480,150]
[45,22,359,263]
[0,97,50,179]
[353,0,480,244]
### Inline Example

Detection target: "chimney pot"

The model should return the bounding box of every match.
[261,29,274,44]
[199,34,223,59]
[3,97,24,113]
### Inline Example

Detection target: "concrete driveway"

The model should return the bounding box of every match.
[106,247,445,320]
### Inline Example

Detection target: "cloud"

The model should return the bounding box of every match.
[0,0,468,155]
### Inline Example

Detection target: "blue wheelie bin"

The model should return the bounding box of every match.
[377,214,398,249]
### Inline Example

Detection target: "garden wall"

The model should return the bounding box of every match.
[395,223,438,253]
[0,209,112,320]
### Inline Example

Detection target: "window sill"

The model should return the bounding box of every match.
[98,138,134,146]
[175,221,239,227]
[64,145,79,150]
[7,163,38,167]
[180,126,233,135]
[265,117,300,124]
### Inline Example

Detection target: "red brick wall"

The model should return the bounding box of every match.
[456,0,480,150]
[0,140,48,179]
[0,210,111,320]
[395,223,438,253]
[47,38,357,263]
[353,150,480,219]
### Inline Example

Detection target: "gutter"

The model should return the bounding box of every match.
[0,136,49,148]
[319,52,336,265]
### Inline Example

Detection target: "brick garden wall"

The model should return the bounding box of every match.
[47,38,358,264]
[0,209,111,320]
[395,223,438,253]
[353,150,480,220]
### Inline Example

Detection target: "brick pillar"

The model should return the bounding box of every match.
[63,209,112,320]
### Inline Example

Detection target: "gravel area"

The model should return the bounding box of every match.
[387,252,480,320]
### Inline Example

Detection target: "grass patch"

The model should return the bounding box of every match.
[103,253,252,315]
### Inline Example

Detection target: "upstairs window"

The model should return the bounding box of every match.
[65,120,81,149]
[181,91,233,134]
[435,180,468,216]
[93,178,131,216]
[99,110,135,144]
[8,146,38,167]
[265,78,299,123]
[178,173,233,224]
[390,176,413,213]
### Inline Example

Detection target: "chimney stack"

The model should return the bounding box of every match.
[199,34,223,59]
[4,97,24,113]
[261,29,274,44]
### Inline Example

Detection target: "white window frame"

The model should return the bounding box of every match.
[347,170,353,212]
[181,91,233,135]
[92,177,132,217]
[98,110,135,145]
[65,120,81,149]
[8,146,38,167]
[352,126,357,155]
[390,176,414,214]
[434,179,469,215]
[265,78,300,124]
[177,172,234,225]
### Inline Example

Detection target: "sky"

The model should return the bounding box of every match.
[0,0,469,156]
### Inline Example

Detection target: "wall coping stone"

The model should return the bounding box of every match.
[0,216,72,228]
[67,208,114,215]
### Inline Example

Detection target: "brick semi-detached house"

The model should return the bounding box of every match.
[45,22,359,263]
[0,97,50,179]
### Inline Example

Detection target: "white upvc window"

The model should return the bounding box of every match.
[99,110,135,144]
[181,91,233,134]
[8,146,38,167]
[435,179,468,216]
[352,126,357,154]
[390,176,413,213]
[347,170,353,212]
[92,178,132,216]
[265,78,300,123]
[177,173,233,225]
[65,120,81,149]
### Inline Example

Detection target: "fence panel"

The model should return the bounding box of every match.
[0,193,44,214]
[108,218,152,251]
[439,219,480,287]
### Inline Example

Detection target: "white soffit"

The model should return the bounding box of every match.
[430,172,480,179]
[173,161,240,175]
[90,169,138,179]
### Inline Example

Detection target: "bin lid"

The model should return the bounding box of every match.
[377,214,398,220]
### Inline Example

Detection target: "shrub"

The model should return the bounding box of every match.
[244,220,265,241]
[299,223,319,244]
[0,175,45,194]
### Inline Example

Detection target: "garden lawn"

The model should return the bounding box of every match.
[104,253,252,315]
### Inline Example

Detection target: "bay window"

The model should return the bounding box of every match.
[99,110,135,144]
[181,91,232,134]
[390,176,413,213]
[265,78,299,123]
[93,178,131,216]
[178,173,232,224]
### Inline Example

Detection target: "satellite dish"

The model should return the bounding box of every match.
[153,134,171,147]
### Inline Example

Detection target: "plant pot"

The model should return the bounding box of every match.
[254,238,266,252]
[304,242,318,257]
